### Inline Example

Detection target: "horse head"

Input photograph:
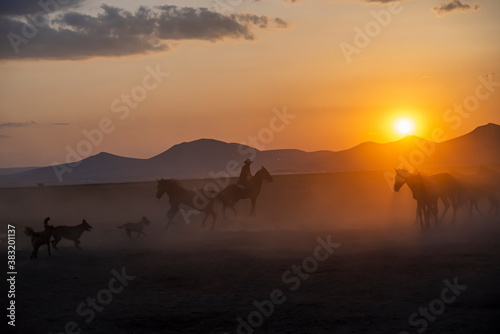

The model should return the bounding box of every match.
[156,179,166,199]
[156,178,174,199]
[259,166,273,182]
[394,168,412,192]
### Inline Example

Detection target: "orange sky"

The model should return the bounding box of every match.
[0,0,499,167]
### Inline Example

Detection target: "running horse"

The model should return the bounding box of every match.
[156,179,217,230]
[217,166,273,218]
[394,169,463,229]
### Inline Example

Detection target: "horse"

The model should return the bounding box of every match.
[217,166,273,218]
[156,179,217,230]
[451,167,500,217]
[394,169,437,230]
[394,169,463,227]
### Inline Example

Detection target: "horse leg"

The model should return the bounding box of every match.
[438,197,450,222]
[230,205,237,216]
[415,201,423,226]
[473,198,485,217]
[451,197,459,222]
[222,205,228,220]
[486,196,498,216]
[210,211,217,231]
[249,197,256,216]
[166,206,179,229]
[201,212,209,230]
[419,204,425,231]
[422,204,430,230]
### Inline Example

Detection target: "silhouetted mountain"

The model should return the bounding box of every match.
[1,123,499,187]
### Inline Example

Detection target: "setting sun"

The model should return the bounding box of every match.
[394,118,416,136]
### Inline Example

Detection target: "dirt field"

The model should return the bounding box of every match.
[1,171,499,333]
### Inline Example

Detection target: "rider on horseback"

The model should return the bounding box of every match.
[237,159,253,190]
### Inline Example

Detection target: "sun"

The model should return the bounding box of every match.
[394,118,415,135]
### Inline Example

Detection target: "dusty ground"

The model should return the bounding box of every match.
[1,171,499,333]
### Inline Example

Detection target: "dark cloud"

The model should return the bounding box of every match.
[0,4,290,60]
[155,6,270,41]
[433,0,480,16]
[274,17,288,28]
[0,0,83,16]
[0,121,37,129]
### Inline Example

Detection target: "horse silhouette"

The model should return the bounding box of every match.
[451,166,500,217]
[156,179,217,230]
[217,166,273,218]
[394,169,463,228]
[394,169,437,230]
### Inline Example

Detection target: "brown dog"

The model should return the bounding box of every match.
[52,219,92,249]
[24,217,54,259]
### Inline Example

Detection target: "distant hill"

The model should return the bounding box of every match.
[1,123,499,187]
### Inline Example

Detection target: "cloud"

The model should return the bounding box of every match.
[363,0,402,3]
[155,6,272,41]
[0,121,37,129]
[274,17,288,28]
[433,0,481,16]
[0,5,290,60]
[0,0,83,16]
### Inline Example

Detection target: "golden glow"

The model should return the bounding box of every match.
[394,118,416,135]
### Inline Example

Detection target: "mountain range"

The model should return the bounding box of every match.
[1,123,499,187]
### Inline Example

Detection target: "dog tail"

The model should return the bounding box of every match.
[24,226,37,237]
[43,217,51,227]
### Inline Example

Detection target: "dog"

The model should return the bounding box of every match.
[24,217,54,259]
[52,219,92,249]
[117,216,151,240]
